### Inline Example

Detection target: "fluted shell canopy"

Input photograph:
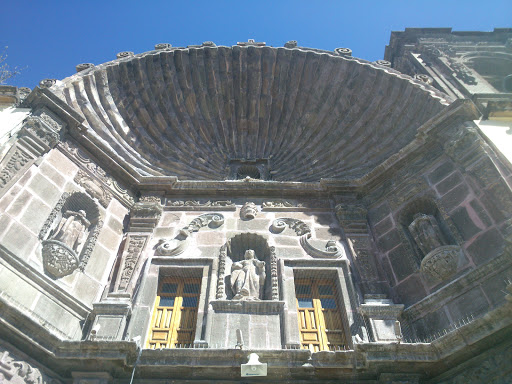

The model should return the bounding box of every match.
[52,45,451,182]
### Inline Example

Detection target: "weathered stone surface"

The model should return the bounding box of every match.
[428,161,455,184]
[447,287,489,322]
[450,206,481,240]
[374,216,394,236]
[440,183,469,210]
[377,229,402,253]
[412,307,451,340]
[394,275,427,307]
[368,203,391,224]
[466,228,504,265]
[469,199,492,227]
[388,245,418,282]
[436,172,463,195]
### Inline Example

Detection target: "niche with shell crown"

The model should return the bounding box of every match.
[398,198,462,284]
[39,191,102,278]
[216,233,278,301]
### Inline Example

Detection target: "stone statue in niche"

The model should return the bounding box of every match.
[408,213,445,255]
[408,212,461,283]
[230,249,266,300]
[51,210,90,251]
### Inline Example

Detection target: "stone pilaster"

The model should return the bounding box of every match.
[0,114,62,198]
[335,203,381,293]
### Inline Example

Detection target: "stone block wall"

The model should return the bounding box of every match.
[0,147,128,339]
[368,144,512,340]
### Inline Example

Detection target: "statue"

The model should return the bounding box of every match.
[230,250,266,300]
[408,213,445,255]
[51,210,90,251]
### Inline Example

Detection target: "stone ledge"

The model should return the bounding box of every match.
[210,300,285,314]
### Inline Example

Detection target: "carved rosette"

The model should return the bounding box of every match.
[116,51,134,59]
[374,60,391,67]
[41,240,79,278]
[155,43,172,50]
[76,63,95,72]
[420,245,460,283]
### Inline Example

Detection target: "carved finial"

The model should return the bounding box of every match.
[414,73,433,85]
[116,51,134,59]
[374,60,391,67]
[39,79,56,88]
[237,39,266,47]
[335,47,352,56]
[76,63,95,73]
[155,43,172,50]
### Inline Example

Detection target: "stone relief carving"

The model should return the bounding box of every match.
[270,218,311,236]
[240,202,257,220]
[270,218,344,259]
[21,116,60,147]
[262,201,296,208]
[61,141,134,205]
[230,249,266,300]
[117,235,148,291]
[408,213,460,283]
[155,213,225,256]
[139,195,161,203]
[0,150,31,189]
[374,60,391,67]
[414,73,433,85]
[40,192,102,278]
[0,348,62,384]
[168,200,234,207]
[299,233,344,259]
[216,245,228,299]
[74,169,113,207]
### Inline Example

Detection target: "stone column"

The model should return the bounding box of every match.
[359,294,404,342]
[87,196,162,341]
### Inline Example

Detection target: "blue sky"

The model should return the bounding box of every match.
[1,0,510,89]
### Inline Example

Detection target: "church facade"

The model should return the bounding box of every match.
[0,28,511,383]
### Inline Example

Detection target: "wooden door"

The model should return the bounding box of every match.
[295,279,346,352]
[147,278,201,349]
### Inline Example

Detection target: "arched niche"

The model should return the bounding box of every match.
[216,233,278,301]
[39,191,103,278]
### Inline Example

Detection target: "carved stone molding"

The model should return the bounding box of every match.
[61,141,134,206]
[240,202,257,220]
[74,169,113,207]
[128,202,162,232]
[166,200,235,211]
[115,235,149,292]
[270,218,311,236]
[335,203,368,234]
[270,246,278,300]
[216,245,227,299]
[420,245,461,283]
[20,115,60,149]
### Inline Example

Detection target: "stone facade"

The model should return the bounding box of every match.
[0,30,511,383]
